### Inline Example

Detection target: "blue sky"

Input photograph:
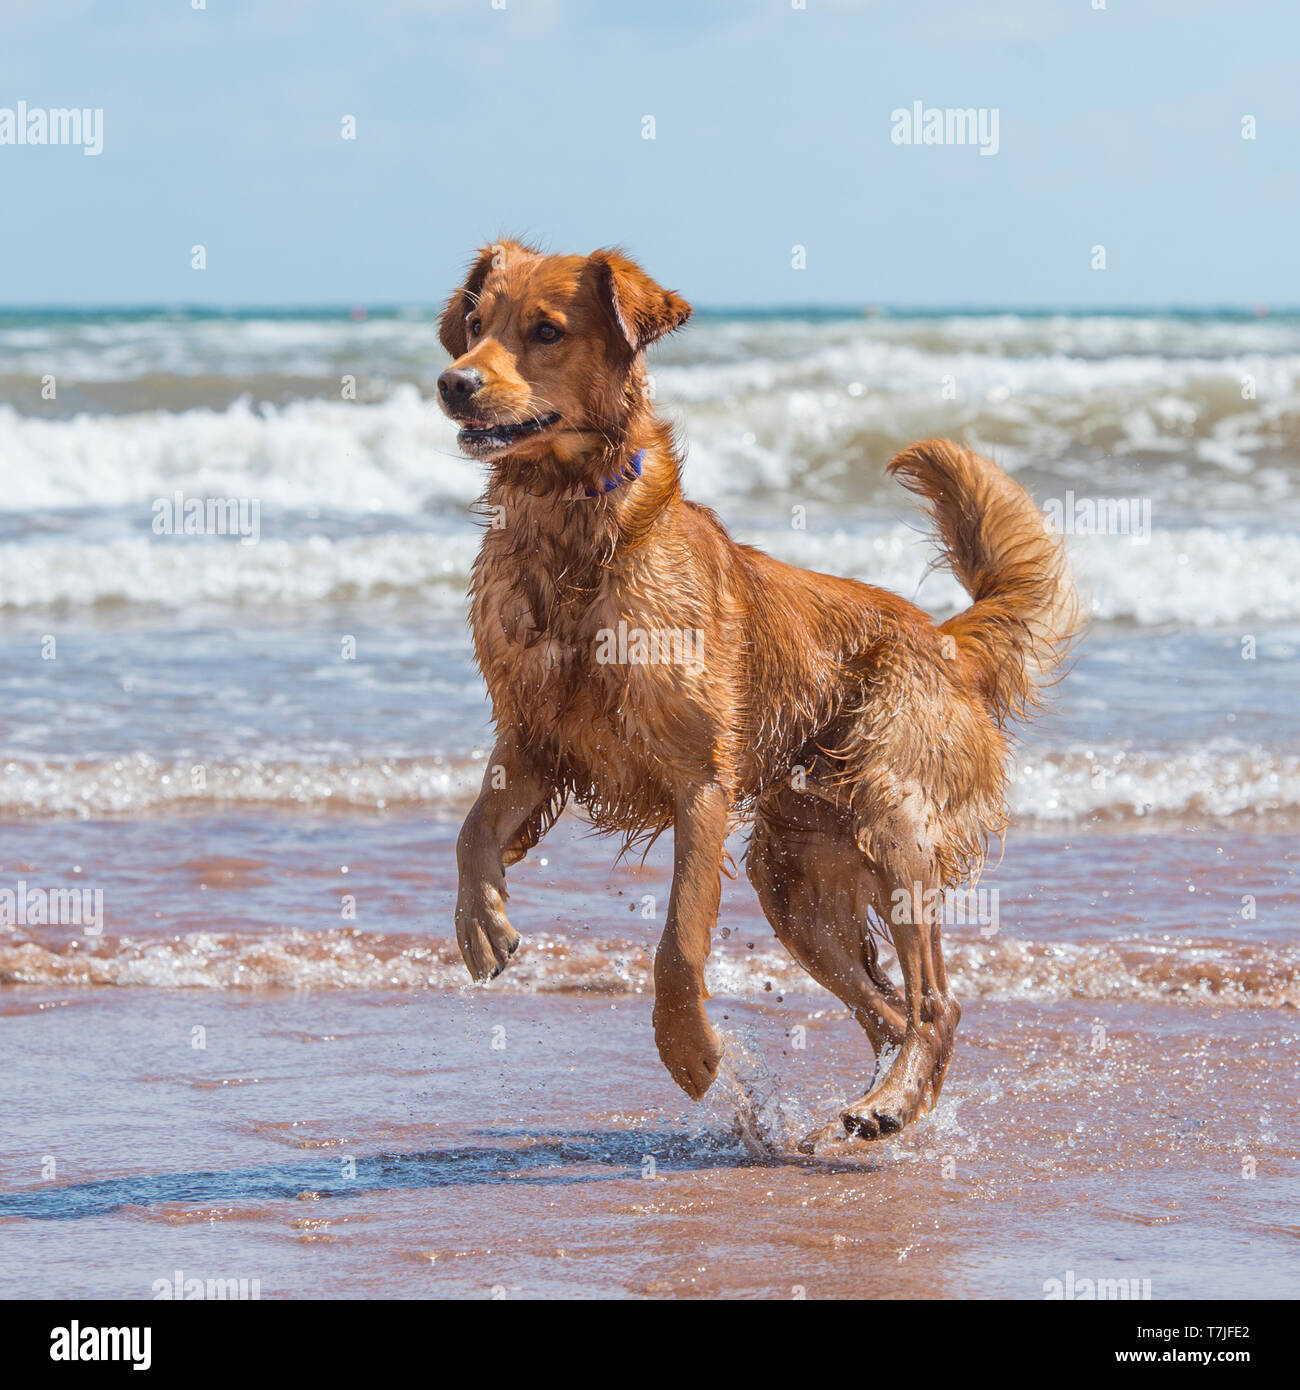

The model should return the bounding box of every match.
[1,0,1296,308]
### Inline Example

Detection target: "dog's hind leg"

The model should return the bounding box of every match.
[821,787,962,1144]
[747,791,906,1058]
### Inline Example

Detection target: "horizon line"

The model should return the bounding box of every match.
[0,301,1292,318]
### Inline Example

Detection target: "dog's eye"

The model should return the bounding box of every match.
[469,318,482,338]
[535,322,562,343]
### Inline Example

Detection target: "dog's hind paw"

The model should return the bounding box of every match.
[838,1074,935,1142]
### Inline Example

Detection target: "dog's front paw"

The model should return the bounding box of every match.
[454,885,521,982]
[653,1001,723,1100]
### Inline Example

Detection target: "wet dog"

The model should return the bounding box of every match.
[439,240,1078,1143]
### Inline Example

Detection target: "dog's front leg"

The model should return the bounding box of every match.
[652,780,730,1099]
[454,738,558,981]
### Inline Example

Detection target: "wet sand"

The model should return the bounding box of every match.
[0,986,1294,1300]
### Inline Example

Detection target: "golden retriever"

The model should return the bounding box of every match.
[438,240,1078,1144]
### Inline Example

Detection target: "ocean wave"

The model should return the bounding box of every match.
[656,311,1300,365]
[0,753,483,818]
[1008,747,1300,823]
[5,309,1300,382]
[3,335,1300,518]
[2,745,1296,825]
[0,387,477,515]
[662,345,1300,502]
[0,923,1293,1009]
[0,310,445,383]
[0,531,479,613]
[4,521,1299,629]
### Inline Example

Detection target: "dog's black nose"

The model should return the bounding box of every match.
[438,367,483,402]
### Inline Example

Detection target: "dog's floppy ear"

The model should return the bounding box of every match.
[439,245,500,358]
[589,249,692,356]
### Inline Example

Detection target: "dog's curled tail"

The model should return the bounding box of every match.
[888,439,1081,727]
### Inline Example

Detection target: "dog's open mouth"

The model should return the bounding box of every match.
[457,412,561,450]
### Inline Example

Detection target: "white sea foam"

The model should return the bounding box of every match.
[1,920,1293,1008]
[0,387,477,514]
[0,752,482,818]
[1007,746,1300,823]
[0,531,479,613]
[2,744,1296,824]
[3,323,1300,516]
[4,521,1297,629]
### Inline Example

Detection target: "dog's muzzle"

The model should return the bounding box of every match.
[456,413,561,451]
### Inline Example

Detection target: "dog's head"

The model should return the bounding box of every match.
[436,241,691,462]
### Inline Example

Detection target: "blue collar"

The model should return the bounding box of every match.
[585,449,644,498]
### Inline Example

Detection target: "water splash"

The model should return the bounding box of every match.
[708,1024,805,1158]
